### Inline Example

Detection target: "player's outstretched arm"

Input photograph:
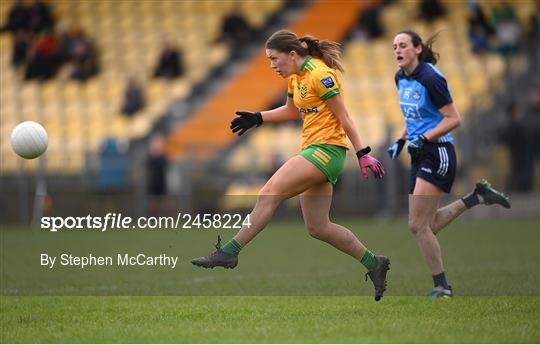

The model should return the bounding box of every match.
[230,98,299,136]
[260,96,299,123]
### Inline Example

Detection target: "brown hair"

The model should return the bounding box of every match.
[398,29,441,65]
[265,29,344,73]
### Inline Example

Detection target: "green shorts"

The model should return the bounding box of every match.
[300,144,347,184]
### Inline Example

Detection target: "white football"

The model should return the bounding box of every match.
[10,121,48,159]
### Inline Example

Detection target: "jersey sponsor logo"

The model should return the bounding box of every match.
[413,91,421,100]
[400,102,422,119]
[320,77,335,88]
[298,107,318,114]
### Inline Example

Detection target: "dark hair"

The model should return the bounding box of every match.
[398,29,441,65]
[265,29,344,73]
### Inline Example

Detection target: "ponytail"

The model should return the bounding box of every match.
[266,30,344,72]
[299,35,344,73]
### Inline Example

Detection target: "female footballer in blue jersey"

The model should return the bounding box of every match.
[388,30,511,298]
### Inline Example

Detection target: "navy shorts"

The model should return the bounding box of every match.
[409,142,457,194]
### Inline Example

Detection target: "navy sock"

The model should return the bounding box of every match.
[433,272,449,289]
[461,191,480,208]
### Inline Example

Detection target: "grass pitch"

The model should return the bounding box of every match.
[1,219,539,343]
[2,296,539,343]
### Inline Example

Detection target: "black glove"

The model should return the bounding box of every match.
[230,111,263,136]
[407,134,429,157]
[387,138,406,159]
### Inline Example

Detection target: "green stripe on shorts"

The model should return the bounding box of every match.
[300,144,346,184]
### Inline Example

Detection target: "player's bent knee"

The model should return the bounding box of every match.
[305,222,329,240]
[258,179,287,197]
[258,181,274,196]
[408,220,424,235]
[255,193,282,209]
[308,229,325,240]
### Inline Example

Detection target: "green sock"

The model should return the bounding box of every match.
[359,249,377,271]
[221,239,242,255]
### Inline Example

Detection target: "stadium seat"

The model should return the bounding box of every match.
[0,0,284,175]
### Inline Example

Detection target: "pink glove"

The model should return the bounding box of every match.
[356,147,385,179]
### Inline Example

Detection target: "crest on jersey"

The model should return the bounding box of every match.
[413,91,421,100]
[300,84,308,98]
[320,77,335,88]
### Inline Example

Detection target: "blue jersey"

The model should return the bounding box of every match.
[395,62,454,144]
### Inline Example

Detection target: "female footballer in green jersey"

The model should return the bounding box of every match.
[192,30,389,301]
